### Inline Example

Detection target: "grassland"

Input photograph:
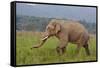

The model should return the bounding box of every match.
[16,31,97,65]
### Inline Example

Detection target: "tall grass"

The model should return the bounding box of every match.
[16,31,97,65]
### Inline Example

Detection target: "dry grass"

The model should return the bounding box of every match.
[16,31,97,65]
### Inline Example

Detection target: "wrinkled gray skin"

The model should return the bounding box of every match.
[31,19,90,56]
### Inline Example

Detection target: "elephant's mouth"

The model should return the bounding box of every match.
[41,36,49,41]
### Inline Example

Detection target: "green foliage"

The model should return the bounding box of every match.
[16,15,51,31]
[16,15,96,34]
[16,31,97,65]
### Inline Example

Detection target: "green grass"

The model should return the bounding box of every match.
[16,31,97,65]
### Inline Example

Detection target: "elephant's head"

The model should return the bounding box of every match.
[42,20,61,41]
[31,20,61,48]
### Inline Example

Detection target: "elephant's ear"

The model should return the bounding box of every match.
[55,23,61,34]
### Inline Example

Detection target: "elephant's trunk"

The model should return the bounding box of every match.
[31,32,49,49]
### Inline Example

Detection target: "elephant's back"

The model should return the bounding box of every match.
[62,20,89,44]
[53,19,88,33]
[63,20,87,33]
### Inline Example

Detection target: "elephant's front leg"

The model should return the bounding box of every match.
[56,41,67,55]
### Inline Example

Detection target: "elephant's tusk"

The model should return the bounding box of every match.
[41,36,48,40]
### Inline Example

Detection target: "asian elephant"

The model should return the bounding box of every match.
[31,19,90,56]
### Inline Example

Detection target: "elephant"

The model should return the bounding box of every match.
[31,19,90,56]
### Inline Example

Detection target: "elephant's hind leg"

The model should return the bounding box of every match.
[83,43,90,56]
